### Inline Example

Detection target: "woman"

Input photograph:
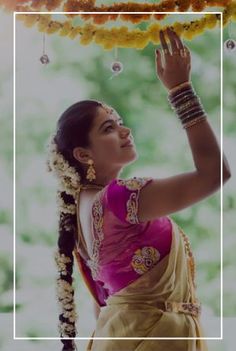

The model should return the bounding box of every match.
[46,28,231,351]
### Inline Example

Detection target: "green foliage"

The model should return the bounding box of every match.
[0,256,13,293]
[0,210,12,225]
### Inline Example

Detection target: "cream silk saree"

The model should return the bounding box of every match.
[76,218,208,351]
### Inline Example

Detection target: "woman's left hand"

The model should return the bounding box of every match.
[155,27,191,91]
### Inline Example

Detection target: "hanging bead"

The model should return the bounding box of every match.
[40,33,50,64]
[110,61,123,74]
[109,48,123,80]
[224,39,236,53]
[224,21,236,53]
[40,54,50,64]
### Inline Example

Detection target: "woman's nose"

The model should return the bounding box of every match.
[120,125,131,137]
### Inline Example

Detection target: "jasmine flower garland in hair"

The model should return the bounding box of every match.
[55,251,73,276]
[55,262,78,338]
[46,133,81,196]
[56,192,77,215]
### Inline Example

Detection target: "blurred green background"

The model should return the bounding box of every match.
[0,6,235,351]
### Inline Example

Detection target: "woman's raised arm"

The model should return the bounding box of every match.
[137,28,231,223]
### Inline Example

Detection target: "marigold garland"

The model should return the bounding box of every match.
[17,7,236,50]
[0,0,234,24]
[63,0,232,23]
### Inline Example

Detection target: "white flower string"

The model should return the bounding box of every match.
[58,322,77,338]
[56,276,78,336]
[46,132,80,346]
[46,133,81,196]
[55,251,72,276]
[56,191,77,215]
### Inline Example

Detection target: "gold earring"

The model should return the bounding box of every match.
[86,159,96,182]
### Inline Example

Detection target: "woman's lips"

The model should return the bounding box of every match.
[121,140,134,147]
[122,143,133,148]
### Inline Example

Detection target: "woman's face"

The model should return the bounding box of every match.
[87,105,138,170]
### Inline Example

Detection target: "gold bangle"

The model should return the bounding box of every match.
[175,97,199,113]
[183,115,206,129]
[169,81,191,95]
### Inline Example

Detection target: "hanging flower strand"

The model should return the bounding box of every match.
[1,0,234,23]
[16,6,236,50]
[64,0,233,23]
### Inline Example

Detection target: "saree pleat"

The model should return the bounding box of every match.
[87,218,208,351]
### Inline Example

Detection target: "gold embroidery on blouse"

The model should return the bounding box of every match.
[87,188,106,280]
[117,177,152,191]
[131,246,160,275]
[126,192,139,224]
[117,177,152,224]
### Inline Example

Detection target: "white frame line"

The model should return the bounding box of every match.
[220,10,223,341]
[13,10,223,341]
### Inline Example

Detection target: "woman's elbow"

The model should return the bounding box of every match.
[222,155,231,183]
[223,168,231,184]
[211,166,231,187]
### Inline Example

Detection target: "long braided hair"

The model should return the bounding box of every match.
[46,100,103,350]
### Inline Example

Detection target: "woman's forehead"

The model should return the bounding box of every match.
[89,105,123,138]
[100,103,114,115]
[96,105,121,122]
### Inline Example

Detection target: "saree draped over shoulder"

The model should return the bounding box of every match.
[73,177,208,351]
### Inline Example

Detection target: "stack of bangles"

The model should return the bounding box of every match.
[167,82,207,129]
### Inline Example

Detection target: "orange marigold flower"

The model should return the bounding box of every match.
[46,0,62,11]
[178,0,192,12]
[192,0,206,11]
[153,14,167,21]
[93,14,110,25]
[108,14,119,21]
[31,0,47,10]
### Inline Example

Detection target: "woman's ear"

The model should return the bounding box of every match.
[73,147,91,165]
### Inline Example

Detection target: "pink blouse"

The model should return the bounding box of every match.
[86,177,173,299]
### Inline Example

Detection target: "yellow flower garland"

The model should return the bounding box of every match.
[16,8,236,50]
[0,0,233,23]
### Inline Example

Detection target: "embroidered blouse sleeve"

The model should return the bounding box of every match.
[106,177,153,224]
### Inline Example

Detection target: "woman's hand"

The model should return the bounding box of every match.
[155,27,191,91]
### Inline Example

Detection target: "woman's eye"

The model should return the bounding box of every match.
[105,125,114,132]
[104,122,124,132]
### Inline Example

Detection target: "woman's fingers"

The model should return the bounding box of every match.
[159,30,171,56]
[155,28,191,89]
[184,45,190,57]
[166,27,179,54]
[155,49,164,77]
[160,27,187,57]
[170,28,185,51]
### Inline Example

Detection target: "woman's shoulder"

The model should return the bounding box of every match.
[93,176,153,205]
[106,176,153,192]
[102,176,153,225]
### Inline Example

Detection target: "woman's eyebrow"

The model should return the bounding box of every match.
[98,118,123,131]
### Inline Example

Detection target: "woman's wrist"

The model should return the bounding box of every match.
[167,83,207,129]
[168,81,192,95]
